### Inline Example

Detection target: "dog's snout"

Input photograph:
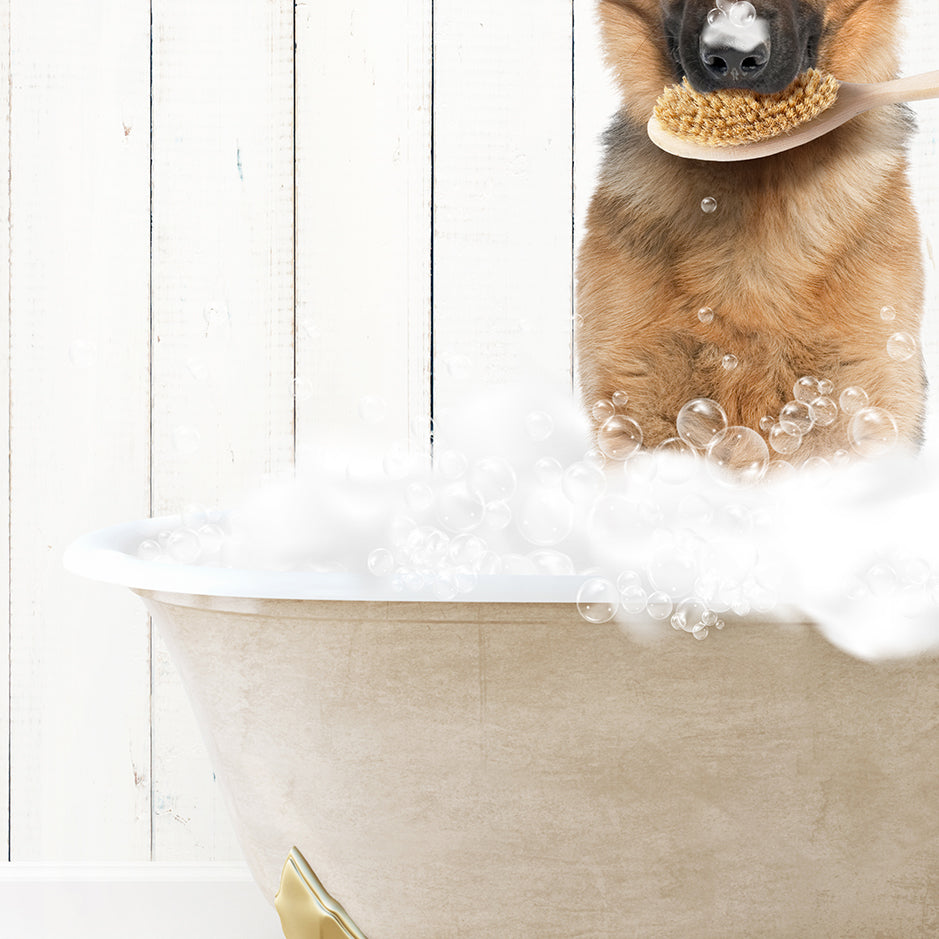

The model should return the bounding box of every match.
[699,14,772,89]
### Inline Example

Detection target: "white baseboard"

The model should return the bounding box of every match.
[0,863,284,939]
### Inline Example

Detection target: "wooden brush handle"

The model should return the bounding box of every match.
[858,69,939,107]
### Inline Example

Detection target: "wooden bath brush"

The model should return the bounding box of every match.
[648,67,939,161]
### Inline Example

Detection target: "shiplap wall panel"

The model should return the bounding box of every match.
[8,0,152,859]
[432,0,575,433]
[294,0,432,462]
[0,0,10,863]
[150,0,295,860]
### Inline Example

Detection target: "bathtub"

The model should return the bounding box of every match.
[65,517,939,938]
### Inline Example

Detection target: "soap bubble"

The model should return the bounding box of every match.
[612,390,630,409]
[808,396,838,427]
[769,423,801,455]
[706,426,769,484]
[529,550,575,575]
[655,437,697,483]
[617,569,643,593]
[562,460,606,505]
[646,592,673,620]
[468,456,516,502]
[448,533,487,567]
[729,0,756,26]
[367,547,395,576]
[759,415,775,432]
[648,545,698,598]
[598,415,643,461]
[621,583,648,615]
[701,196,718,214]
[438,449,468,480]
[525,410,554,441]
[672,597,707,632]
[839,386,869,415]
[137,539,163,562]
[517,486,574,546]
[406,481,434,513]
[722,354,738,371]
[534,456,564,485]
[484,500,512,531]
[817,379,834,396]
[778,400,814,435]
[848,406,898,458]
[697,306,715,324]
[435,482,486,533]
[577,578,619,624]
[692,624,710,640]
[886,331,917,361]
[880,305,897,322]
[591,399,615,423]
[707,7,724,24]
[676,397,727,449]
[197,523,226,555]
[167,528,201,564]
[793,376,821,404]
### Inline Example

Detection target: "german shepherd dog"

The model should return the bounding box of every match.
[577,0,925,461]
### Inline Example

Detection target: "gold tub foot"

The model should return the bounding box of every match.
[275,847,369,939]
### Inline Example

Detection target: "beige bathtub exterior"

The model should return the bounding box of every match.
[137,588,938,938]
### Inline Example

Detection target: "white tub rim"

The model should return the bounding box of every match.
[63,516,590,603]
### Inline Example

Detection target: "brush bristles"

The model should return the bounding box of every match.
[653,69,840,146]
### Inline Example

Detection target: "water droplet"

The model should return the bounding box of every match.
[768,422,802,455]
[778,400,814,435]
[367,547,395,576]
[848,406,898,458]
[468,456,516,502]
[697,306,715,324]
[525,410,554,441]
[562,461,606,505]
[676,398,728,450]
[701,196,718,214]
[808,396,837,427]
[838,386,869,415]
[591,399,615,423]
[879,305,897,322]
[598,415,643,461]
[69,339,98,368]
[577,578,620,624]
[886,331,916,361]
[706,426,769,484]
[612,390,630,409]
[722,353,738,371]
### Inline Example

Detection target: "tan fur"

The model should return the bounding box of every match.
[577,0,925,459]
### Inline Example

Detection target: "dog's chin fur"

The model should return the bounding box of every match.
[577,0,925,462]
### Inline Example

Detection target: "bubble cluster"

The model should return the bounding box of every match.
[135,371,924,649]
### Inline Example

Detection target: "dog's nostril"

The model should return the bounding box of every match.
[741,55,764,73]
[704,54,729,76]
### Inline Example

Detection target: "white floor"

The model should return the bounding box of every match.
[0,863,283,939]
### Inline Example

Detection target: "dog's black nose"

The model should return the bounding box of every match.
[699,13,772,89]
[700,39,770,85]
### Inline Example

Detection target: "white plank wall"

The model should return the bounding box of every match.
[0,0,10,867]
[0,0,936,924]
[8,0,151,860]
[149,0,295,862]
